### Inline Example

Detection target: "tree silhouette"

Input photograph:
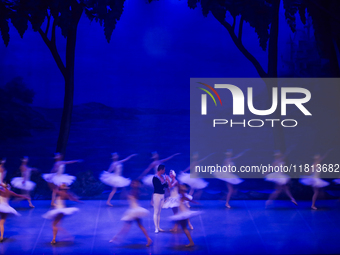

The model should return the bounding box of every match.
[0,0,125,155]
[148,0,308,151]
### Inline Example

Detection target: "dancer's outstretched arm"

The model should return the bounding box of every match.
[64,159,82,165]
[320,149,333,162]
[196,153,214,164]
[119,154,138,163]
[232,149,250,160]
[159,153,181,164]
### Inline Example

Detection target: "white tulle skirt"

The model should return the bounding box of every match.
[163,196,180,209]
[0,203,20,216]
[333,179,340,184]
[11,177,36,191]
[100,171,131,188]
[42,207,79,220]
[300,176,329,188]
[265,173,290,185]
[214,172,243,185]
[121,206,149,221]
[141,175,154,187]
[42,173,76,186]
[178,173,208,190]
[169,210,201,221]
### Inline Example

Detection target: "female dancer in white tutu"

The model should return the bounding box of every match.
[179,152,212,197]
[139,152,180,187]
[300,151,332,210]
[0,183,29,242]
[42,183,81,244]
[265,150,297,207]
[110,180,152,247]
[43,153,82,206]
[169,184,201,247]
[11,156,37,208]
[163,170,193,231]
[100,153,137,206]
[0,159,7,184]
[214,149,249,208]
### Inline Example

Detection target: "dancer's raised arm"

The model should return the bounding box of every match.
[231,149,250,160]
[159,153,181,164]
[119,154,137,163]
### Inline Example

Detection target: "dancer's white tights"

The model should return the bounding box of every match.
[153,193,164,231]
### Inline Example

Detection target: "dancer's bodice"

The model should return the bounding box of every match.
[0,195,9,205]
[178,198,189,212]
[128,195,139,209]
[0,170,5,184]
[56,163,65,175]
[55,197,65,209]
[22,166,32,180]
[169,180,179,197]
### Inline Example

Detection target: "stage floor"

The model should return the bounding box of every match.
[2,199,340,254]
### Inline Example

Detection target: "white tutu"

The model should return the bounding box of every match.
[100,171,131,188]
[163,196,180,209]
[214,172,243,185]
[11,177,36,191]
[333,179,340,184]
[42,173,55,183]
[265,172,290,185]
[169,210,201,221]
[42,207,79,219]
[42,173,76,186]
[178,173,208,190]
[141,174,154,187]
[0,204,20,216]
[121,206,149,221]
[300,176,329,188]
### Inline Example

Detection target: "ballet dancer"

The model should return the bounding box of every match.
[169,184,201,247]
[139,152,180,187]
[178,152,212,197]
[214,149,249,208]
[100,153,137,206]
[152,164,170,233]
[300,151,332,210]
[265,150,298,207]
[42,183,81,244]
[0,159,7,184]
[109,180,152,247]
[0,183,29,242]
[163,170,193,231]
[42,153,82,206]
[11,156,37,208]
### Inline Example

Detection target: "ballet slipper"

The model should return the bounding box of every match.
[158,228,165,232]
[106,202,113,207]
[185,242,194,247]
[170,228,178,232]
[109,238,119,244]
[291,200,298,206]
[155,229,159,233]
[311,206,317,210]
[188,224,194,230]
[225,203,231,209]
[29,203,35,208]
[51,240,56,244]
[146,238,152,247]
[51,203,57,207]
[265,200,273,208]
